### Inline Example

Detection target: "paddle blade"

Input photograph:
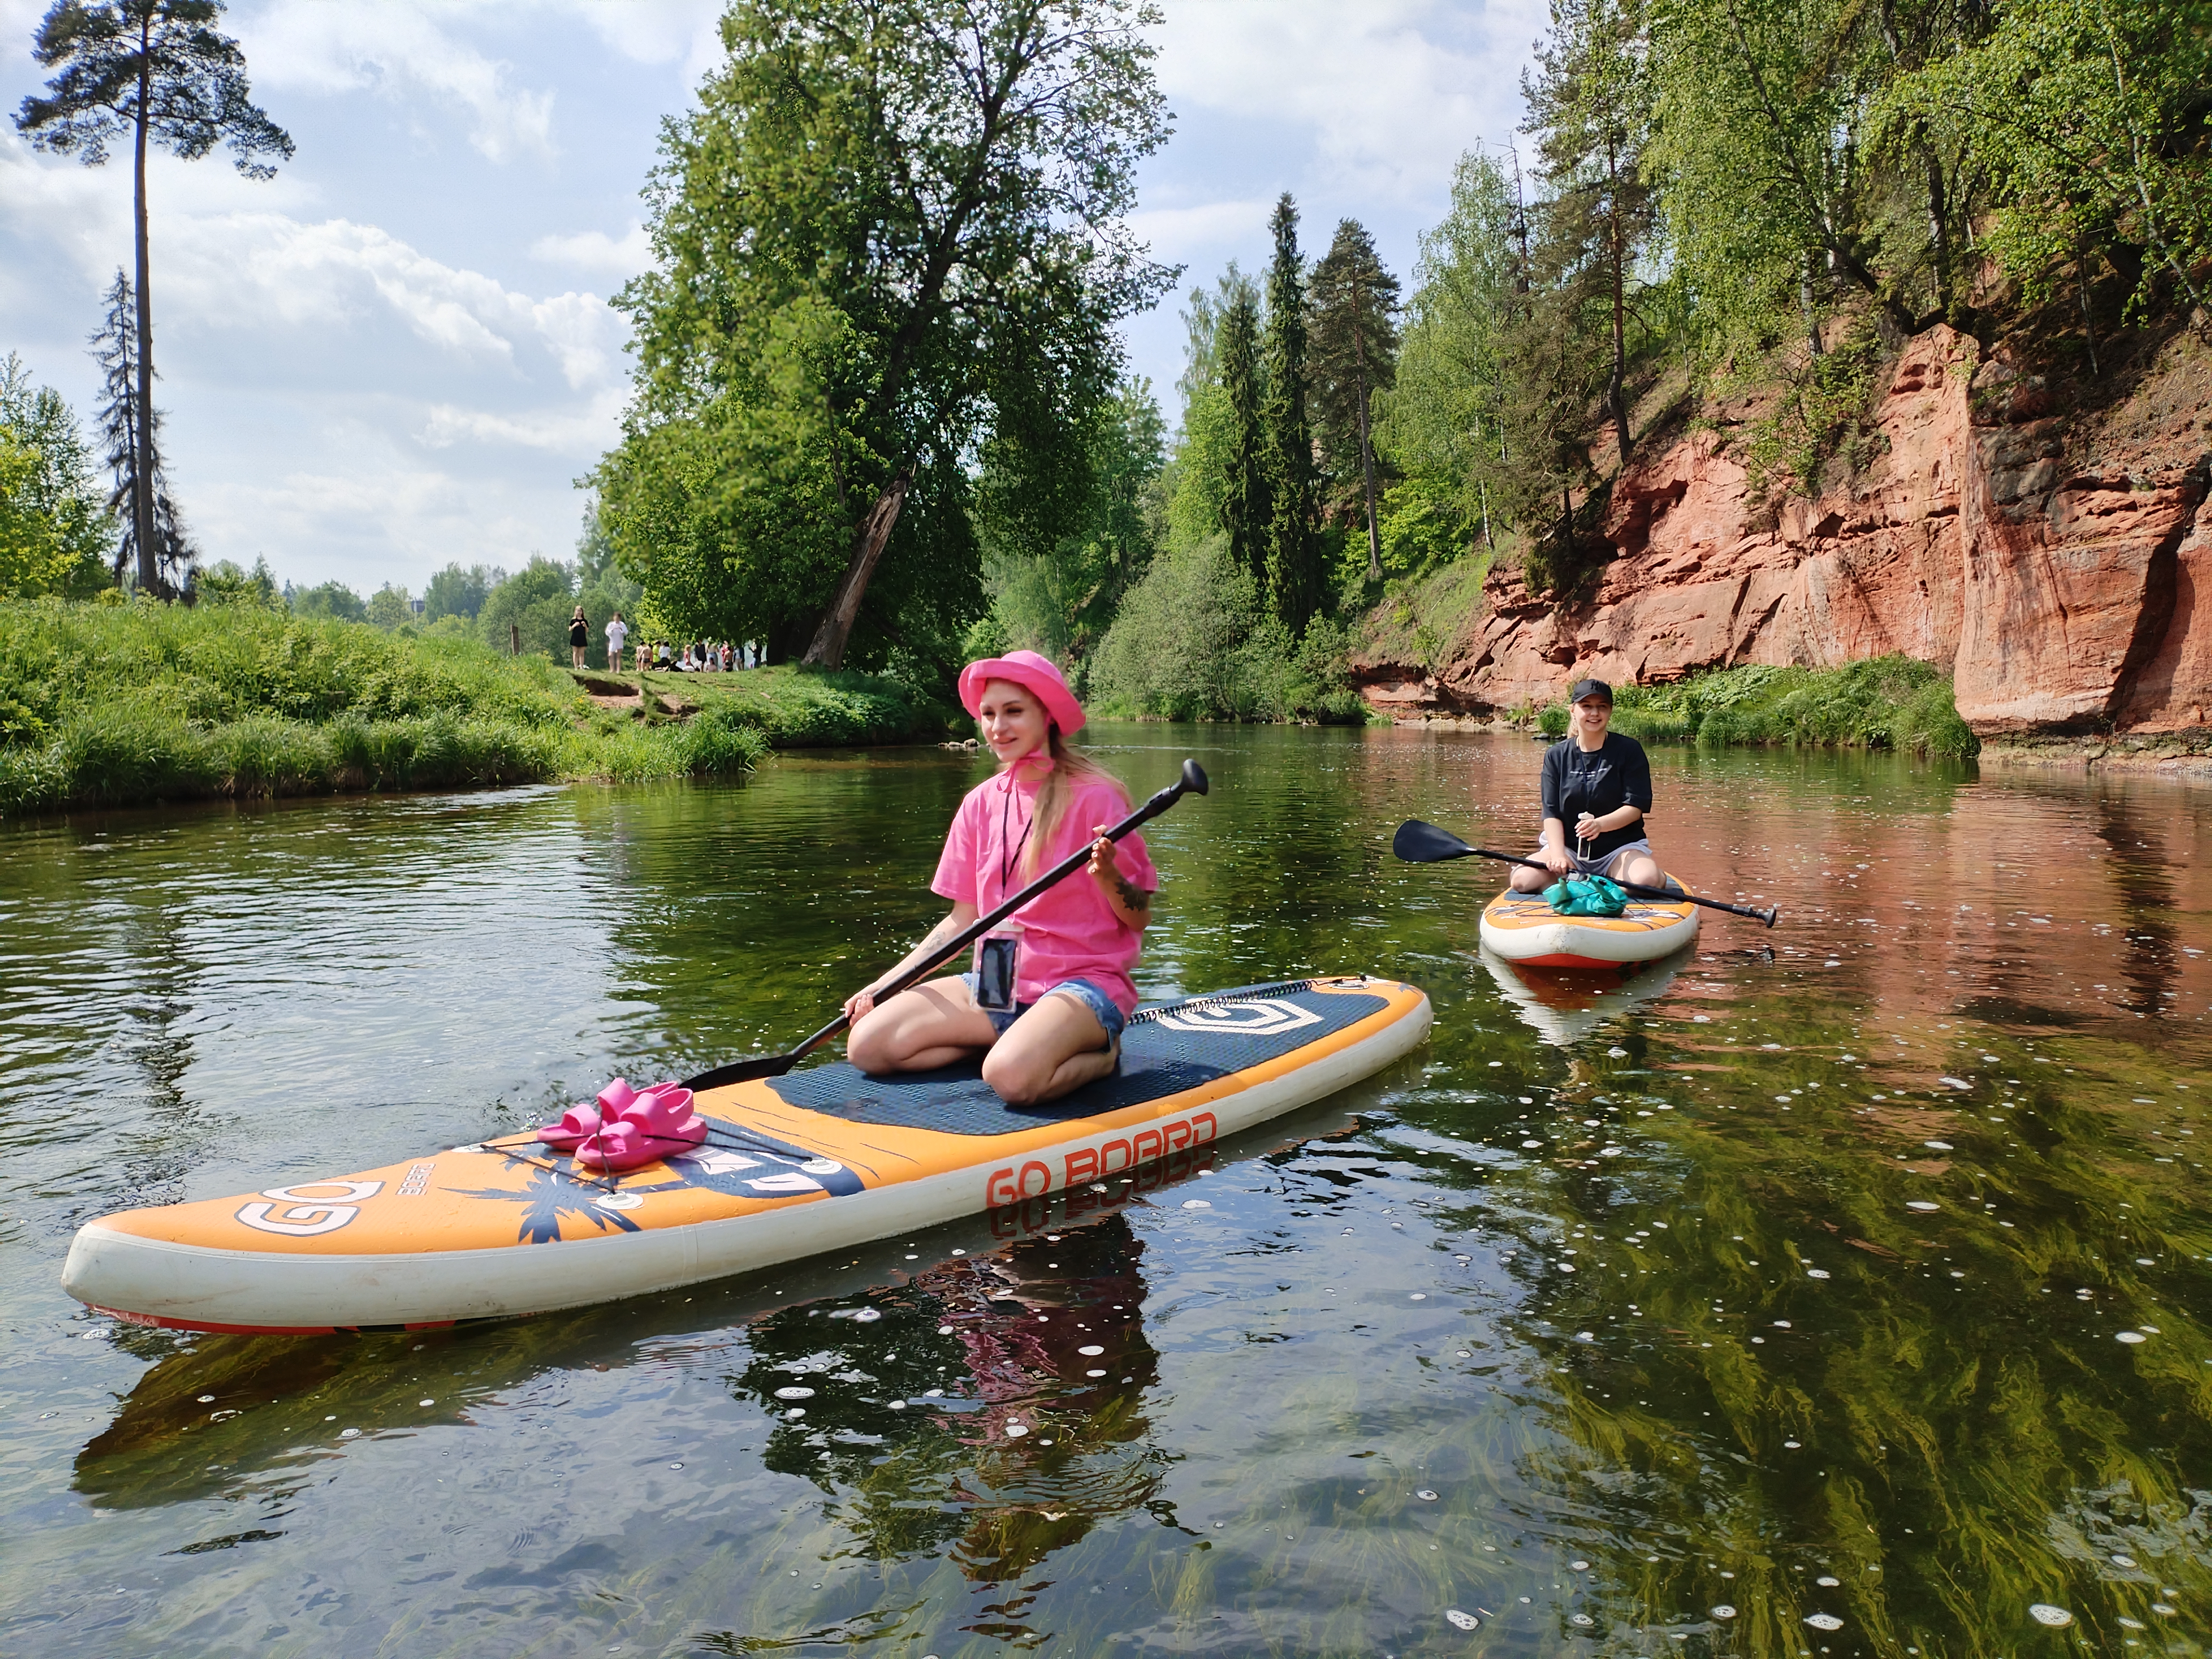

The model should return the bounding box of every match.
[682,1050,800,1092]
[1393,819,1475,863]
[1180,758,1209,796]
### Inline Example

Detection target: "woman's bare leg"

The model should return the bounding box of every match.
[1613,849,1664,890]
[981,992,1116,1106]
[1509,848,1554,893]
[847,977,996,1075]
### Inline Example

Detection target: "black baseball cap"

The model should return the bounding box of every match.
[1568,678,1614,704]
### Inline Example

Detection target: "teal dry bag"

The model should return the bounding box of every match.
[1542,873,1629,916]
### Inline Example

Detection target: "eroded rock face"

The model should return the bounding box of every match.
[1355,325,2211,735]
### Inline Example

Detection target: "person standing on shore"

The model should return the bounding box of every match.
[1510,678,1666,892]
[842,650,1156,1106]
[569,606,590,671]
[604,611,628,674]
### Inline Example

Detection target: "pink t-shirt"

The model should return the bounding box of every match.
[930,759,1159,1015]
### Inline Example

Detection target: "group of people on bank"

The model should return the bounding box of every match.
[844,651,1657,1110]
[568,608,760,676]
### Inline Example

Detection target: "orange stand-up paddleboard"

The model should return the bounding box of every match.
[1476,882,1698,969]
[63,977,1431,1337]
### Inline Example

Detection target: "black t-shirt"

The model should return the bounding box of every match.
[1540,733,1654,860]
[569,617,589,646]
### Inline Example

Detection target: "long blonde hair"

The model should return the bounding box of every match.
[1019,727,1128,879]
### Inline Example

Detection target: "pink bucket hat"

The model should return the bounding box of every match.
[958,649,1085,736]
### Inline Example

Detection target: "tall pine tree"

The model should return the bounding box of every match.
[1217,292,1270,591]
[89,270,193,592]
[1261,193,1322,630]
[16,0,289,598]
[1306,219,1401,582]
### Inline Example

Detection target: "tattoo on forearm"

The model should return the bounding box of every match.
[1115,874,1151,915]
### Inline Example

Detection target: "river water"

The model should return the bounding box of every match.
[2,725,2208,1658]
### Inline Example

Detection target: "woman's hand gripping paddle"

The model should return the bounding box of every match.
[683,759,1211,1092]
[1392,818,1779,928]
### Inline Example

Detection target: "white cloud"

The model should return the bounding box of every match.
[1123,198,1274,262]
[565,0,726,84]
[531,222,653,285]
[1151,0,1539,201]
[245,3,557,164]
[0,137,623,390]
[421,388,625,454]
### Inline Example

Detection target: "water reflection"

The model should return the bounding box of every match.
[734,1210,1168,1605]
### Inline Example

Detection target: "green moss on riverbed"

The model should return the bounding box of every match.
[1535,655,1979,758]
[0,599,943,818]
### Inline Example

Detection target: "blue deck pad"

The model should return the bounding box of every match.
[766,984,1390,1136]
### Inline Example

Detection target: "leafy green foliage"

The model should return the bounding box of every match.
[1739,320,1887,496]
[1216,292,1270,592]
[477,556,576,663]
[1537,656,1980,756]
[1525,0,1654,461]
[1881,0,2212,321]
[0,355,110,599]
[195,556,278,608]
[0,599,970,815]
[594,0,1176,669]
[422,562,497,624]
[288,579,367,623]
[1355,541,1492,671]
[975,379,1166,672]
[1088,535,1366,723]
[1373,152,1518,565]
[365,583,412,630]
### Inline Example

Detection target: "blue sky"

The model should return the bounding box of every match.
[1,0,1541,595]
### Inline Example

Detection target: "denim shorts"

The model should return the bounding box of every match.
[960,972,1128,1042]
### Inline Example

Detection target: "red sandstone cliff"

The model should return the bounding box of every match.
[1355,323,2212,737]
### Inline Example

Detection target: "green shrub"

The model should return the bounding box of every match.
[1579,656,1978,757]
[1090,536,1370,723]
[679,703,773,774]
[0,598,807,816]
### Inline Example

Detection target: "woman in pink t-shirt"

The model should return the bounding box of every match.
[844,650,1157,1105]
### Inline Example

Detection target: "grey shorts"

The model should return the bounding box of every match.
[1535,839,1654,879]
[960,973,1128,1042]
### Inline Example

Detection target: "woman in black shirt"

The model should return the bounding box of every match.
[1509,678,1666,893]
[568,606,590,671]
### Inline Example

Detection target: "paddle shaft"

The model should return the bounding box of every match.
[1472,846,1778,927]
[683,760,1206,1091]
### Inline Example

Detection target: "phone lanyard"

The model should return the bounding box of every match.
[997,778,1035,899]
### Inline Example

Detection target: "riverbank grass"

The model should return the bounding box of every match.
[0,599,942,817]
[1536,656,1979,758]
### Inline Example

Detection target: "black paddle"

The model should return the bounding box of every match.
[682,758,1211,1091]
[1392,818,1779,928]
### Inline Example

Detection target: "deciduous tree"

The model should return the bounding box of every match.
[0,353,110,597]
[597,0,1176,670]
